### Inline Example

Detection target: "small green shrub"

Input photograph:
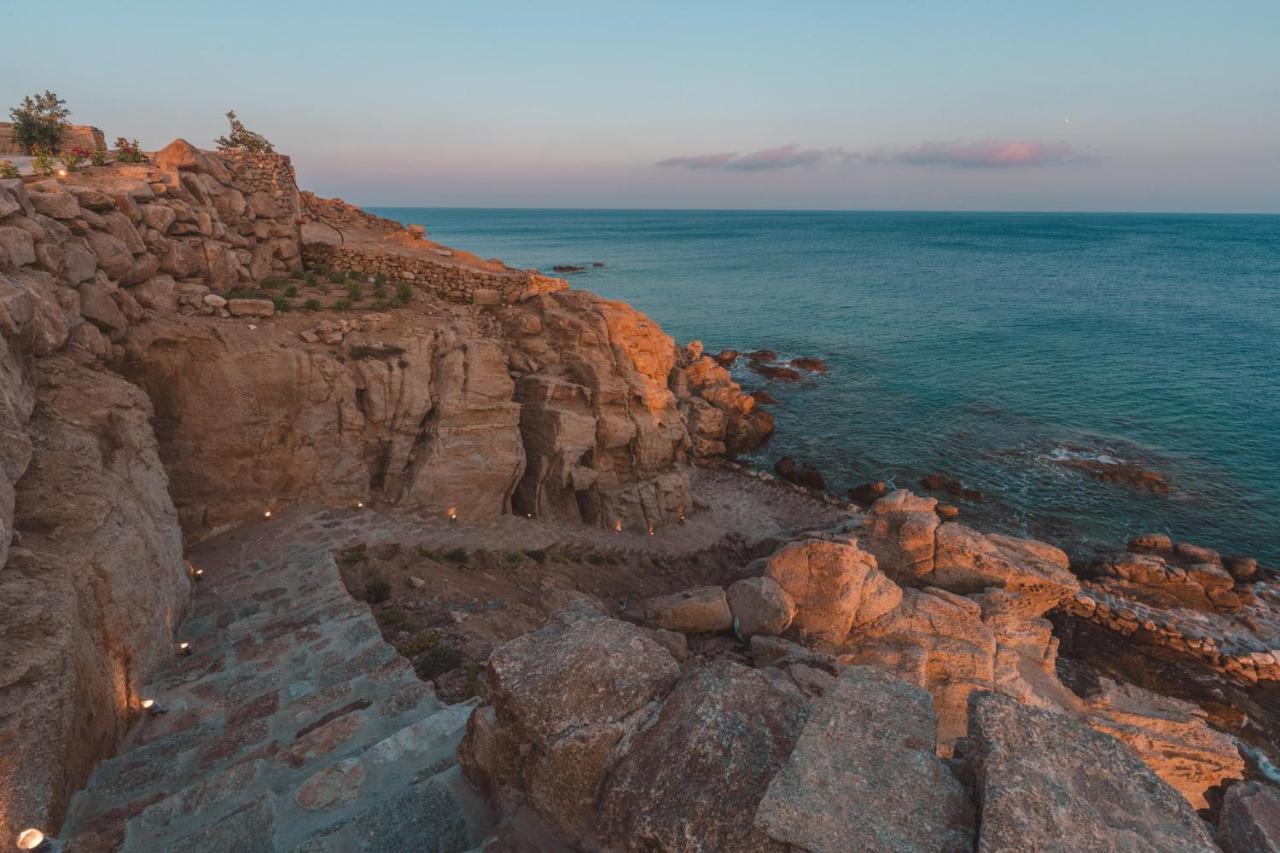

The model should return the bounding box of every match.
[372,286,388,300]
[334,298,352,310]
[338,547,368,566]
[374,273,387,286]
[32,147,56,176]
[259,276,284,290]
[414,642,463,680]
[345,281,362,298]
[371,299,388,311]
[304,298,321,310]
[365,577,392,604]
[214,110,274,153]
[444,548,468,565]
[399,629,441,658]
[284,284,298,297]
[348,269,364,281]
[271,296,291,312]
[9,91,70,154]
[397,282,413,302]
[0,160,18,179]
[465,663,485,698]
[505,552,522,564]
[523,548,547,563]
[304,273,317,286]
[90,147,108,166]
[380,607,410,628]
[327,270,347,284]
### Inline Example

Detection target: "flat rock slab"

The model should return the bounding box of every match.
[755,665,974,852]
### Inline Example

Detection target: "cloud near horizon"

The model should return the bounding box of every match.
[892,139,1096,168]
[657,144,852,171]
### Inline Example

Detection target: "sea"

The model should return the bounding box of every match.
[369,208,1280,566]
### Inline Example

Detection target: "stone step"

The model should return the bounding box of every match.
[115,697,470,851]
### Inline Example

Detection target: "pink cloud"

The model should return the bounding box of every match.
[657,144,851,171]
[896,140,1096,168]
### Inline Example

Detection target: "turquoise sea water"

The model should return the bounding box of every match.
[370,208,1280,565]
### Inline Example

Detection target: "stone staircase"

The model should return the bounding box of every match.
[60,510,492,852]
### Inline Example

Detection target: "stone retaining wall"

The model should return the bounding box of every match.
[302,242,567,304]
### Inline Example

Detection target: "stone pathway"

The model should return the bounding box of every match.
[60,510,492,852]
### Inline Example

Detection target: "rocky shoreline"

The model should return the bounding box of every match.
[2,137,1278,850]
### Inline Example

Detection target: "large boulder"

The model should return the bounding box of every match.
[727,576,796,639]
[460,601,679,845]
[597,659,808,852]
[932,524,1079,615]
[754,666,974,852]
[961,692,1219,852]
[863,489,940,582]
[1218,782,1280,853]
[763,538,901,646]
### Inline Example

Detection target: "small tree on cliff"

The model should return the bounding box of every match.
[9,90,71,154]
[214,110,275,154]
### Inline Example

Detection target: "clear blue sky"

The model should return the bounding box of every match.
[4,1,1278,211]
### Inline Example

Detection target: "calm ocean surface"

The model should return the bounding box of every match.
[370,208,1280,565]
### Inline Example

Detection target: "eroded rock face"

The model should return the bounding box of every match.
[675,342,773,458]
[0,359,187,842]
[961,692,1219,853]
[1076,677,1243,810]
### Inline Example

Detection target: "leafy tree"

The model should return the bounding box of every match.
[9,91,70,154]
[214,110,274,153]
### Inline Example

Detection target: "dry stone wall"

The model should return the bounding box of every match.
[302,241,566,305]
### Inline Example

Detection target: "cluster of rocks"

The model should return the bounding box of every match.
[604,490,1246,813]
[460,596,1245,851]
[1064,533,1279,684]
[301,241,566,306]
[676,340,774,458]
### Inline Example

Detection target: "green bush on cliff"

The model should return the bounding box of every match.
[271,296,291,312]
[397,282,413,302]
[0,160,18,179]
[304,298,321,310]
[284,284,298,297]
[214,110,275,154]
[334,298,352,310]
[31,147,56,176]
[328,271,347,284]
[9,91,70,154]
[364,577,392,604]
[414,642,463,680]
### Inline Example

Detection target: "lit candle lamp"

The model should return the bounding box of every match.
[647,525,655,536]
[264,509,272,519]
[356,501,364,509]
[193,567,204,581]
[614,519,623,533]
[141,698,165,716]
[447,507,458,523]
[178,641,192,656]
[16,828,50,851]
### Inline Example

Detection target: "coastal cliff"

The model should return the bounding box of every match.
[1,137,1276,850]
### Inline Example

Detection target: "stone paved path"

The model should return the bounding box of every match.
[60,509,492,852]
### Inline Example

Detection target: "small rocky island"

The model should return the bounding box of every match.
[1,132,1277,851]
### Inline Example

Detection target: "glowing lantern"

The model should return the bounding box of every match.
[16,829,48,850]
[141,698,164,716]
[647,525,655,536]
[447,507,458,523]
[614,519,623,533]
[178,642,192,656]
[264,509,272,519]
[356,501,364,509]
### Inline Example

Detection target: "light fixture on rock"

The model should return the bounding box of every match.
[16,828,50,851]
[178,641,193,656]
[141,698,165,716]
[447,507,458,523]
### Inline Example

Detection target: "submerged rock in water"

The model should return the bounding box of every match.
[1058,456,1174,494]
[847,480,887,507]
[712,348,738,366]
[789,356,828,373]
[750,362,803,382]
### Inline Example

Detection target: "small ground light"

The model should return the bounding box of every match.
[141,698,165,716]
[448,507,458,523]
[356,501,364,509]
[615,519,623,533]
[647,525,655,536]
[16,828,49,850]
[193,567,204,581]
[264,509,272,519]
[178,642,192,656]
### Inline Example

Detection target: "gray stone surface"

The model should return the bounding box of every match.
[755,665,974,852]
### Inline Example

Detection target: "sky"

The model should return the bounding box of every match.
[3,1,1279,212]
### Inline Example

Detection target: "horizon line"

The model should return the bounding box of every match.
[359,204,1280,217]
